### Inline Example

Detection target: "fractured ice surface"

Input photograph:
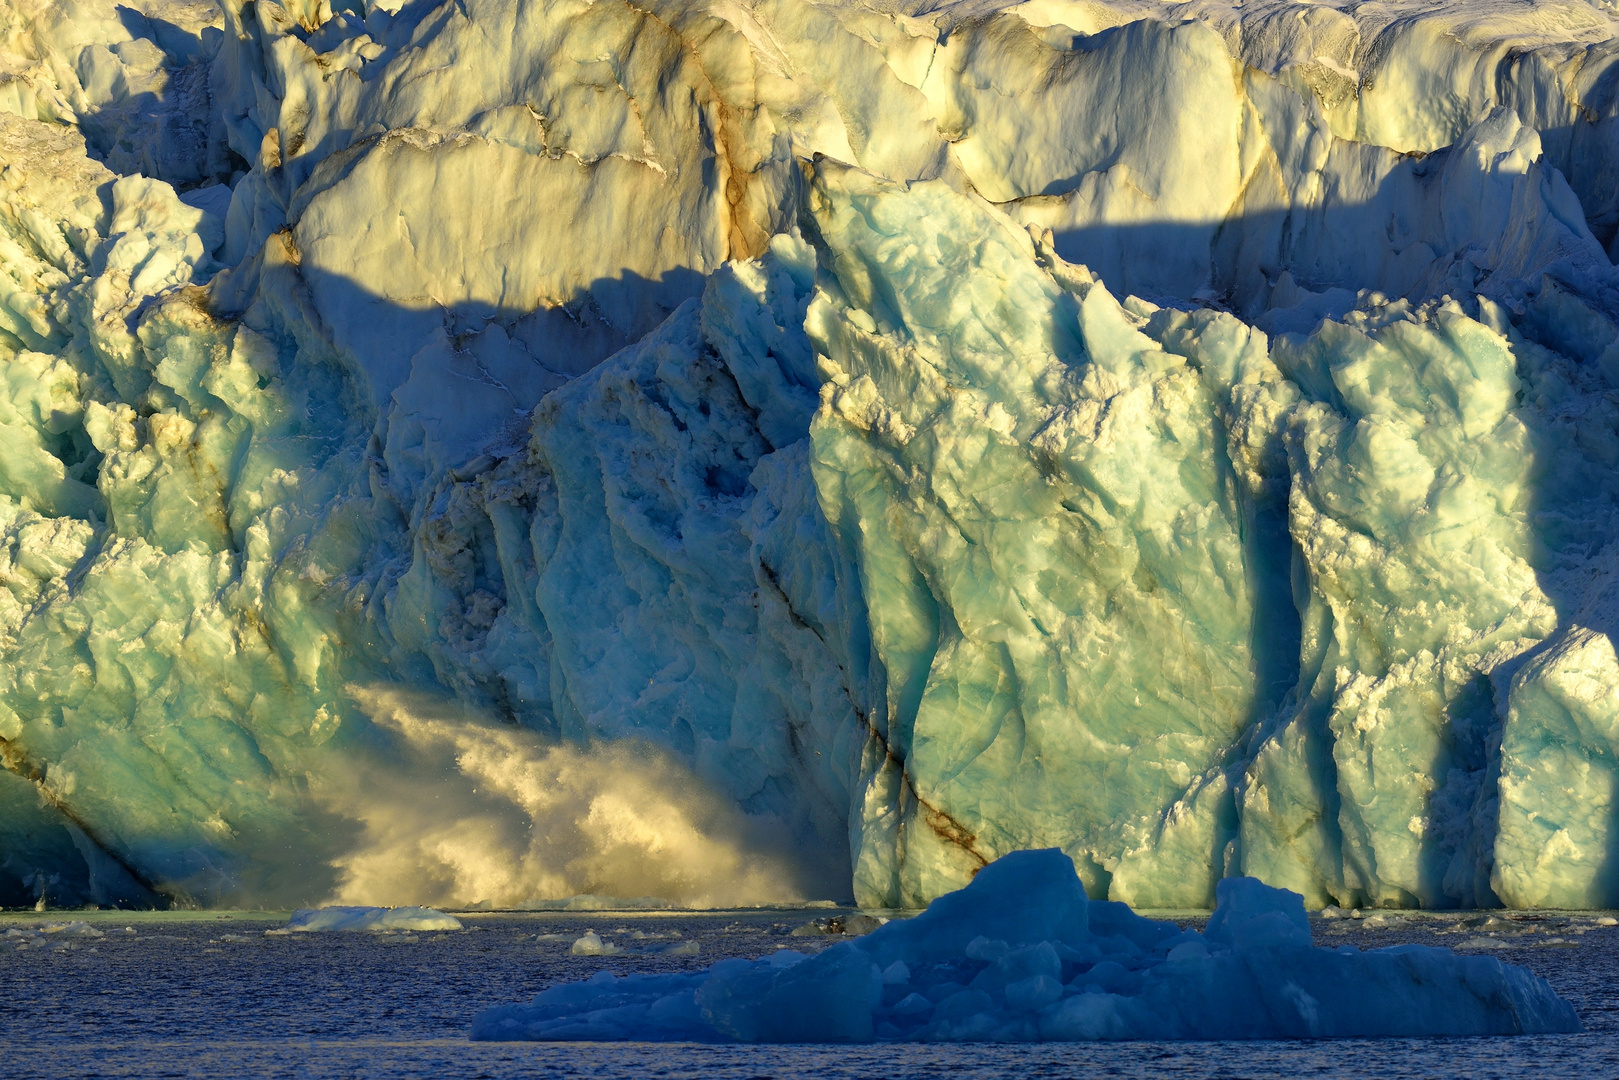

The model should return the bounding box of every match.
[469,849,1581,1041]
[6,0,1619,912]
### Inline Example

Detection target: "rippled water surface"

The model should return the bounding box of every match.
[4,907,1617,1078]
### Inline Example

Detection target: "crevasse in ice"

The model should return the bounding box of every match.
[4,0,1619,912]
[469,849,1582,1041]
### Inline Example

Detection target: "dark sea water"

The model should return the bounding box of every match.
[3,906,1616,1079]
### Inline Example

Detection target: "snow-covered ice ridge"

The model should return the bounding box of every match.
[470,849,1582,1041]
[7,0,1619,913]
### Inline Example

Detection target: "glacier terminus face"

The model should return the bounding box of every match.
[3,0,1619,914]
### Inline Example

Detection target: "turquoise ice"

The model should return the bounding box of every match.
[5,0,1619,914]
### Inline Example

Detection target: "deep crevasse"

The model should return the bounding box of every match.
[2,0,1619,910]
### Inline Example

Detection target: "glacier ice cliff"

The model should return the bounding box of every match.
[5,0,1619,912]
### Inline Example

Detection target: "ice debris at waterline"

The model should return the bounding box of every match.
[566,930,701,957]
[13,0,1619,913]
[517,897,676,912]
[269,906,463,933]
[471,851,1580,1043]
[1,921,126,952]
[790,914,885,938]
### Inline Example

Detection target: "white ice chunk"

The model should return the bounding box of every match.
[568,931,624,956]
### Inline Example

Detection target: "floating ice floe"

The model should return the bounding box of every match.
[566,930,699,957]
[568,931,622,956]
[790,914,885,938]
[472,851,1579,1042]
[0,921,116,950]
[269,907,463,934]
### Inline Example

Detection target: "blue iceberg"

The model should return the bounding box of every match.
[470,850,1580,1042]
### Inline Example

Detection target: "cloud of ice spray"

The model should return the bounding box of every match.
[315,686,810,909]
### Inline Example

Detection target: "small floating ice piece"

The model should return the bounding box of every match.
[789,914,885,937]
[43,922,105,938]
[650,940,700,957]
[471,850,1581,1043]
[270,906,463,934]
[569,931,624,956]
